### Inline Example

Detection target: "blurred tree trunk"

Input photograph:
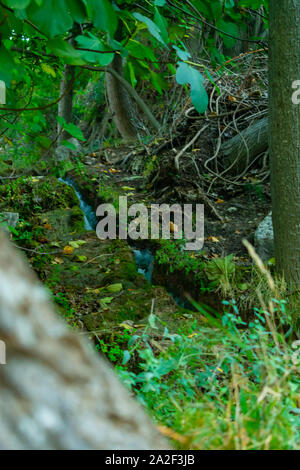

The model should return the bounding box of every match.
[0,231,169,450]
[269,0,300,285]
[57,63,75,144]
[106,27,138,141]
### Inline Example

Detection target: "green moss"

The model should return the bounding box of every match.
[0,176,78,217]
[70,206,85,232]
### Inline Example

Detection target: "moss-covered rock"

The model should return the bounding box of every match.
[0,176,78,217]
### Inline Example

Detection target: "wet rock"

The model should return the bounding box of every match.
[254,212,274,261]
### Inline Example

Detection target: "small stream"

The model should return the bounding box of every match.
[59,177,191,309]
[58,177,98,231]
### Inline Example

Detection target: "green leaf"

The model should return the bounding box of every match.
[0,47,18,85]
[209,0,222,19]
[35,135,52,149]
[69,240,87,248]
[216,19,239,48]
[225,0,235,8]
[154,7,168,45]
[61,140,77,150]
[57,116,86,141]
[27,0,73,38]
[173,45,190,61]
[149,70,167,94]
[76,33,114,66]
[106,283,123,293]
[84,0,117,36]
[66,0,87,23]
[47,38,86,65]
[127,61,137,88]
[127,39,157,63]
[133,12,167,47]
[3,0,31,8]
[100,297,113,307]
[176,62,208,114]
[76,255,87,262]
[122,350,131,365]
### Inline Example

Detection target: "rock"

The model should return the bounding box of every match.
[55,138,84,162]
[254,211,274,261]
[0,212,19,231]
[54,145,70,162]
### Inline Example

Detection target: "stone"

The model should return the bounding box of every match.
[254,211,274,261]
[55,138,84,162]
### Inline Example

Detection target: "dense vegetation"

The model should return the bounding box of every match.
[0,0,299,450]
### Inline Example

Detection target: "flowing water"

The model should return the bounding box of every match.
[59,177,190,308]
[58,177,97,230]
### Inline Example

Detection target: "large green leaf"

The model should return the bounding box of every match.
[47,38,86,65]
[216,19,239,48]
[57,116,86,141]
[27,0,73,38]
[154,7,168,45]
[176,62,208,114]
[0,8,23,36]
[3,0,31,8]
[0,47,20,85]
[66,0,87,23]
[173,45,190,61]
[84,0,117,36]
[133,12,167,47]
[127,39,158,66]
[76,33,114,66]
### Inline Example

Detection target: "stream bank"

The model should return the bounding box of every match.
[0,175,196,354]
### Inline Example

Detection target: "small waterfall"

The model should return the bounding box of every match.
[59,177,191,308]
[58,177,97,231]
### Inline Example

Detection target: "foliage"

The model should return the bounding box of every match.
[116,297,300,450]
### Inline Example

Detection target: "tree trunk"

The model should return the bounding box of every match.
[57,63,75,144]
[106,53,138,141]
[222,117,268,173]
[0,231,169,449]
[269,1,300,285]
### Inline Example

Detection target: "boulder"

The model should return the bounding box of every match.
[254,212,274,261]
[55,138,84,162]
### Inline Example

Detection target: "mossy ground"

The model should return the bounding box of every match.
[1,173,185,350]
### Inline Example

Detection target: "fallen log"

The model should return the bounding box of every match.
[0,231,169,450]
[222,117,268,174]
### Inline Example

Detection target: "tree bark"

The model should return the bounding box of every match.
[222,117,268,173]
[269,0,300,285]
[106,53,138,141]
[0,231,169,449]
[57,63,75,144]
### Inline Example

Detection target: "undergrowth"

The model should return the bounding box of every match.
[115,245,300,450]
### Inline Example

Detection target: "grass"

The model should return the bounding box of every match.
[115,243,300,450]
